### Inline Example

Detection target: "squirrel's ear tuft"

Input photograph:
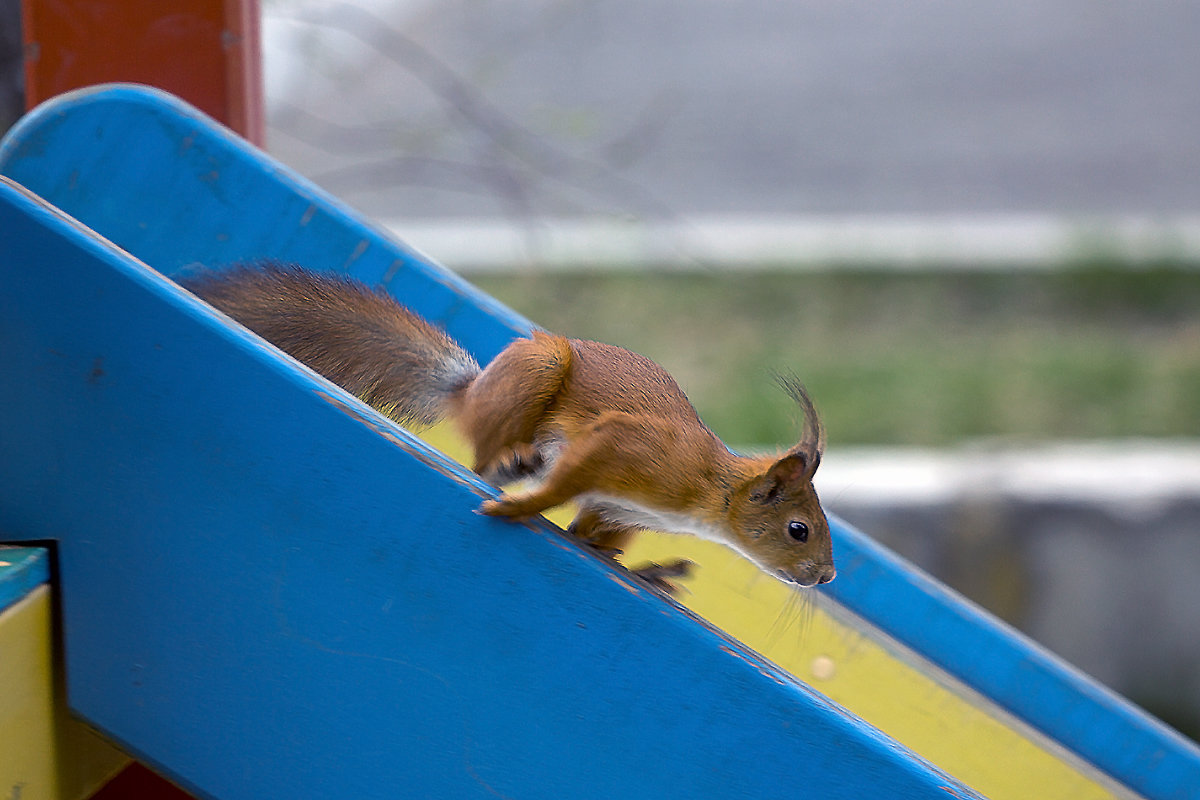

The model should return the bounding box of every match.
[775,374,825,478]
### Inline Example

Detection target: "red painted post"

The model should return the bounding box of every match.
[20,0,263,145]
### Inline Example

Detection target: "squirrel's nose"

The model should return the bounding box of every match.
[816,565,836,584]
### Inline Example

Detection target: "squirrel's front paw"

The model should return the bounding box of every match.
[479,494,533,519]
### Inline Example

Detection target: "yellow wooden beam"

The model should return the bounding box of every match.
[625,533,1136,800]
[0,585,129,800]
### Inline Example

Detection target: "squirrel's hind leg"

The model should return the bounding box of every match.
[570,507,695,596]
[568,506,637,555]
[458,332,572,477]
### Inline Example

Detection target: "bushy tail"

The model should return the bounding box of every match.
[181,263,480,425]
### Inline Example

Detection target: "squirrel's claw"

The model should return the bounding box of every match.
[584,542,625,560]
[629,559,695,596]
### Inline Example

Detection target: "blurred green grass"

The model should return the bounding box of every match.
[471,264,1200,447]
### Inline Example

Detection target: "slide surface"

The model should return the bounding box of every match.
[1,85,1197,799]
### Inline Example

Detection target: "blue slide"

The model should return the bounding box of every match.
[1,85,1196,799]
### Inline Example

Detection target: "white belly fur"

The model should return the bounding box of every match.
[529,436,756,567]
[578,492,730,544]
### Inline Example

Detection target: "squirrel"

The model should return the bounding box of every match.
[181,263,835,590]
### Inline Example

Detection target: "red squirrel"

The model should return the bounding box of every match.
[182,264,835,589]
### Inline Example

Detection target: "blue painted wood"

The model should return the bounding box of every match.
[0,83,533,365]
[0,177,979,798]
[2,84,1198,799]
[0,547,50,614]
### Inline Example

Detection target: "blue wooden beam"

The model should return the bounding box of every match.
[0,174,977,798]
[0,83,529,365]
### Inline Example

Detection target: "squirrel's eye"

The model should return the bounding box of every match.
[788,520,809,543]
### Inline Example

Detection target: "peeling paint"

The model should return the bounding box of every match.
[381,258,405,286]
[720,644,788,686]
[605,571,642,596]
[341,239,369,271]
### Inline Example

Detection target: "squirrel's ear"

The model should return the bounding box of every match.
[751,452,816,503]
[774,450,819,483]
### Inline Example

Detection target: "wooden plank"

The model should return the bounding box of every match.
[0,83,530,364]
[0,587,58,800]
[0,584,130,800]
[0,175,980,799]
